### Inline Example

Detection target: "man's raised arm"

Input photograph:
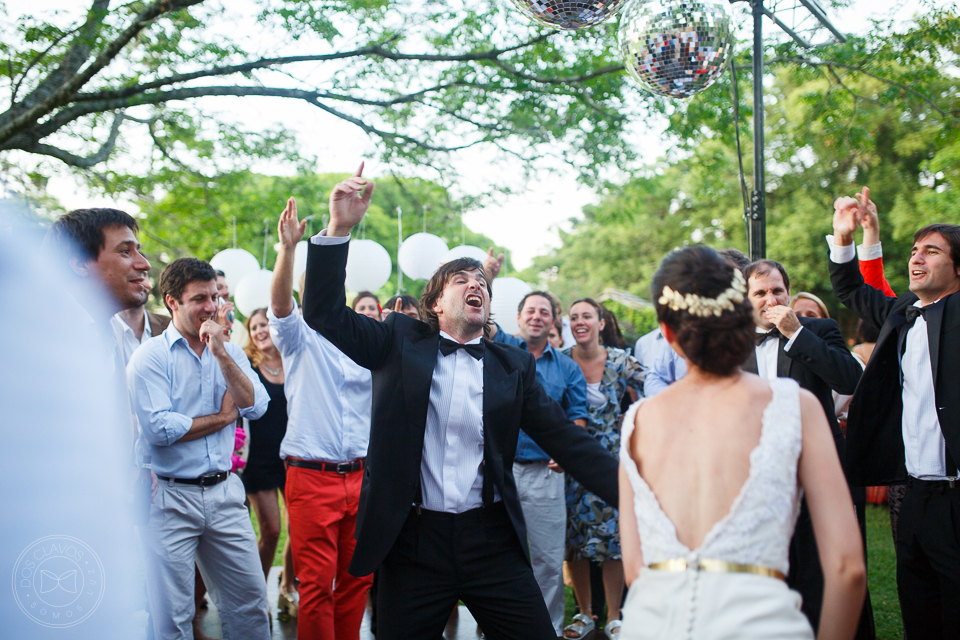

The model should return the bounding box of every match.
[272,197,306,319]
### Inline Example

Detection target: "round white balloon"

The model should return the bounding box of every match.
[234,270,274,317]
[345,239,393,292]
[490,277,533,336]
[210,248,259,293]
[293,241,309,294]
[397,233,449,280]
[442,245,489,265]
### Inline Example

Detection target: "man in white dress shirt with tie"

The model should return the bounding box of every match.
[267,198,374,640]
[128,257,270,640]
[830,192,960,640]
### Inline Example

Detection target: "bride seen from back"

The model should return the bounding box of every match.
[618,246,866,640]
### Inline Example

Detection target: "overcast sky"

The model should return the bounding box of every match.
[15,0,926,269]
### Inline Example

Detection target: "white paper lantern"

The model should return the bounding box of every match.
[490,277,533,336]
[234,270,274,317]
[293,241,309,294]
[442,245,489,265]
[210,248,259,293]
[345,239,392,292]
[397,233,449,280]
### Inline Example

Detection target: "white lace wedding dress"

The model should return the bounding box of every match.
[619,377,814,640]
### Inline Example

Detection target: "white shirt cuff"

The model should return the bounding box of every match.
[783,325,803,352]
[825,235,856,264]
[857,242,883,261]
[310,230,350,245]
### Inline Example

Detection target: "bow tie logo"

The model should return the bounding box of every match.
[39,569,77,594]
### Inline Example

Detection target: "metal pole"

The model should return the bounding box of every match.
[397,206,404,293]
[749,0,766,261]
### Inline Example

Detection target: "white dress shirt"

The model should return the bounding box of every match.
[127,324,269,478]
[111,309,153,366]
[754,326,802,380]
[826,236,954,479]
[419,331,489,513]
[268,298,371,463]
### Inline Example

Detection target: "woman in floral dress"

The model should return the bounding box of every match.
[563,298,644,640]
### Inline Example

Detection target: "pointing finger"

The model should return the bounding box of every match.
[353,161,365,178]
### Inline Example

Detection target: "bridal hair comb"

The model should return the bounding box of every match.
[658,269,747,317]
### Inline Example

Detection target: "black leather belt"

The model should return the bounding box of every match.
[157,471,230,486]
[908,476,958,490]
[288,458,364,474]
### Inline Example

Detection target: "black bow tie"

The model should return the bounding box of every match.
[904,306,926,325]
[439,337,485,360]
[755,327,784,346]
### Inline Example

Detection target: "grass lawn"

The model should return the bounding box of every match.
[250,498,904,638]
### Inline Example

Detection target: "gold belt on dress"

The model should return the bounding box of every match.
[647,558,785,581]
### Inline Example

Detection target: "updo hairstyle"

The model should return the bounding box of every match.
[651,246,754,376]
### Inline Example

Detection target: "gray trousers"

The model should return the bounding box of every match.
[142,473,269,640]
[514,461,567,635]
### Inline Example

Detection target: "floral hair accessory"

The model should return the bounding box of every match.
[658,269,747,317]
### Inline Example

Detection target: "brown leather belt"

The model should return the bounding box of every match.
[287,458,364,474]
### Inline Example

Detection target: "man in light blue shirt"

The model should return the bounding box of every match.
[128,258,270,640]
[511,291,588,635]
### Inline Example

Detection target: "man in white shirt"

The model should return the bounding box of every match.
[128,257,270,640]
[266,197,374,640]
[300,165,620,640]
[742,258,869,638]
[829,190,960,640]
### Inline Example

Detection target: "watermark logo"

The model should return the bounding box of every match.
[11,535,105,628]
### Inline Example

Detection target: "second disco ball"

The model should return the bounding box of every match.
[507,0,626,30]
[618,0,733,98]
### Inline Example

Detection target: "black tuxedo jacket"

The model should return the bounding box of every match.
[830,257,960,487]
[743,316,862,458]
[302,240,620,577]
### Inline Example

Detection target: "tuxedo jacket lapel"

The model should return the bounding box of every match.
[777,337,792,379]
[402,335,439,450]
[482,345,518,503]
[926,300,944,386]
[743,349,759,375]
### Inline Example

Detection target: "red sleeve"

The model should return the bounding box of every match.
[858,257,896,297]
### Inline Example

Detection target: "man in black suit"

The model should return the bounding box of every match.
[829,194,960,640]
[300,165,620,640]
[742,259,872,639]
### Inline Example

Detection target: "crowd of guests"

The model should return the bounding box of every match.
[42,173,960,640]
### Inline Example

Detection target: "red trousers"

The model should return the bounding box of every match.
[285,463,372,640]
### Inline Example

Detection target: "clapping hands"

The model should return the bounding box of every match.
[833,186,878,246]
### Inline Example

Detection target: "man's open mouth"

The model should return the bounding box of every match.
[465,294,483,308]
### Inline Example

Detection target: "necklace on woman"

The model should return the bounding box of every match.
[262,362,281,376]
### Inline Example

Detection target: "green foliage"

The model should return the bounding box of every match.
[527,7,960,333]
[600,300,657,344]
[132,170,505,302]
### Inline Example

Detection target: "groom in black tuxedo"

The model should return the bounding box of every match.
[829,194,960,640]
[741,259,873,639]
[300,165,619,640]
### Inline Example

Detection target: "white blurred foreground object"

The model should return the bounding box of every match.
[345,239,392,292]
[397,233,448,280]
[292,241,309,293]
[210,248,259,292]
[234,269,275,316]
[0,202,143,639]
[490,277,533,336]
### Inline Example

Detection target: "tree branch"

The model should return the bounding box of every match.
[492,59,624,85]
[0,0,204,146]
[23,110,124,167]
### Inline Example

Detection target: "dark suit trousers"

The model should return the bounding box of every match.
[376,502,555,640]
[897,479,960,640]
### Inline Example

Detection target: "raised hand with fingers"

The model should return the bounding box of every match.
[855,186,880,247]
[278,196,306,250]
[483,247,505,281]
[393,298,404,314]
[329,162,375,236]
[832,194,862,246]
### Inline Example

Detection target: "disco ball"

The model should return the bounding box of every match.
[618,0,732,99]
[507,0,627,30]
